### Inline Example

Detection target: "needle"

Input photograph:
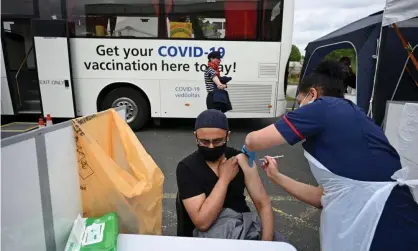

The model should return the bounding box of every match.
[259,155,284,161]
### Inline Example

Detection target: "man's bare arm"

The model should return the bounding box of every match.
[182,178,230,231]
[237,154,274,241]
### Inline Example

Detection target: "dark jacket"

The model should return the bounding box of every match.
[212,76,232,113]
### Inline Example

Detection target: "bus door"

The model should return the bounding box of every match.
[32,19,76,118]
[1,18,41,115]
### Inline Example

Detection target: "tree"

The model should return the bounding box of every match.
[290,44,302,62]
[324,48,356,62]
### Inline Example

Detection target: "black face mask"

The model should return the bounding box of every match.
[198,143,227,162]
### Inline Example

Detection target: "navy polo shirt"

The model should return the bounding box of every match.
[275,96,418,250]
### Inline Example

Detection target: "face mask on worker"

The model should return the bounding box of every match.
[198,143,227,162]
[300,92,314,107]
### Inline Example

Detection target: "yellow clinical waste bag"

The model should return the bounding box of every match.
[72,109,164,235]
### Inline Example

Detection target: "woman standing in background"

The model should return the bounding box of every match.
[204,51,232,112]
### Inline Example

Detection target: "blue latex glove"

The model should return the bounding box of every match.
[241,145,256,168]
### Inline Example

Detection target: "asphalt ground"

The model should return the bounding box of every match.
[135,117,320,251]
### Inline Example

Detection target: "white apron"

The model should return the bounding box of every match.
[305,151,418,251]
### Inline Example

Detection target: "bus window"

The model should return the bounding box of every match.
[67,0,159,38]
[165,0,258,40]
[224,0,257,40]
[39,0,62,19]
[2,21,36,70]
[261,0,283,41]
[1,0,34,16]
[2,0,61,19]
[212,22,222,30]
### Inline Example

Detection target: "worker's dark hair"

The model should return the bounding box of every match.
[298,60,346,98]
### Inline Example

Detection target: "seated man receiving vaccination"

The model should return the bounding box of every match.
[176,109,282,240]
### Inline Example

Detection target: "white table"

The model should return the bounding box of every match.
[118,234,297,251]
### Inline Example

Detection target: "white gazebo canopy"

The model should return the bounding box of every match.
[382,0,418,26]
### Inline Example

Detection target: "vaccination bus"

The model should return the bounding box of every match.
[1,0,294,130]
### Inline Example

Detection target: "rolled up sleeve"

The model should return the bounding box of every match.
[274,100,325,145]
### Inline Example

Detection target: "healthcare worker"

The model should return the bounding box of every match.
[242,60,418,251]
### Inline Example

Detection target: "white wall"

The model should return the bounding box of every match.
[1,138,47,251]
[1,122,81,251]
[0,107,126,251]
[45,126,81,250]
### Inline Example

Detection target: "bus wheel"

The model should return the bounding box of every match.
[100,87,150,131]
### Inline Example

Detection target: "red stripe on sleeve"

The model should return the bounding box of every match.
[283,115,305,140]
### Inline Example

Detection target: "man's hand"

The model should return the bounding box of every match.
[219,156,239,183]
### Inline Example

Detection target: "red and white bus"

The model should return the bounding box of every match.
[1,0,294,130]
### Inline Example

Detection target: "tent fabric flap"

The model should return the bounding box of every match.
[372,27,418,125]
[382,0,418,26]
[301,14,382,113]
